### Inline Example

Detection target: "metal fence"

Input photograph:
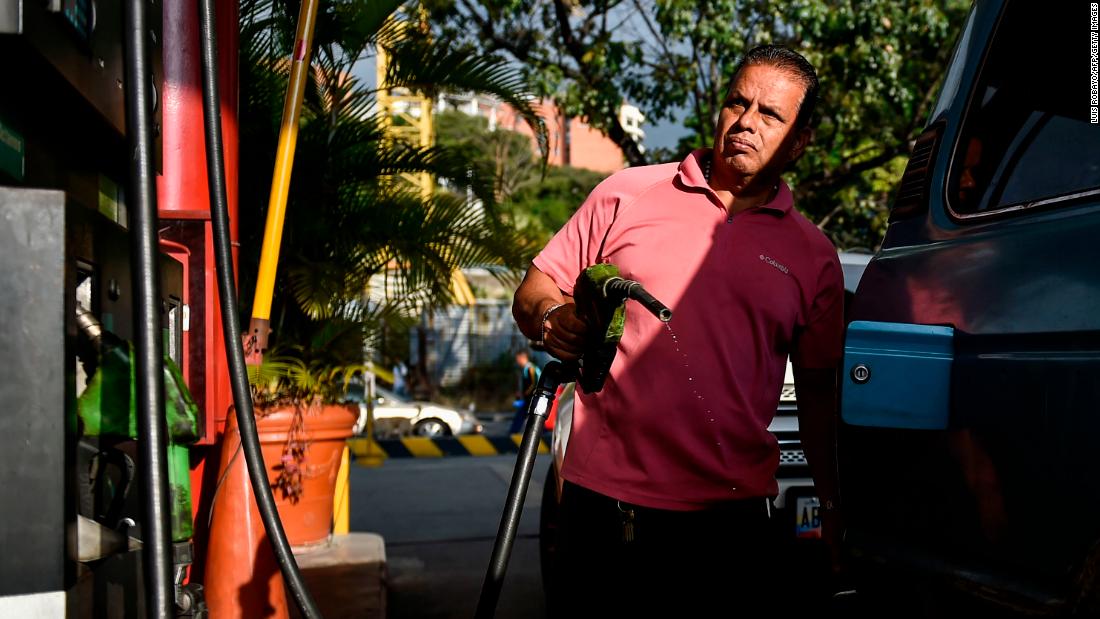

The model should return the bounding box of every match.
[411,300,530,389]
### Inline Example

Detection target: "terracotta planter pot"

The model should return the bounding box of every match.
[204,403,357,618]
[256,403,358,548]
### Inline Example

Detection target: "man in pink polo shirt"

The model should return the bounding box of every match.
[514,46,843,613]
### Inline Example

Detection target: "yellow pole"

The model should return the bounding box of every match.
[418,94,434,202]
[247,0,320,353]
[375,43,390,134]
[332,445,351,535]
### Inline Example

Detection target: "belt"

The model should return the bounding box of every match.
[565,481,773,520]
[619,496,773,520]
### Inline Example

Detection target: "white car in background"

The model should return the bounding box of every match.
[367,387,483,438]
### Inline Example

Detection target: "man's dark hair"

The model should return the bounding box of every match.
[731,45,819,129]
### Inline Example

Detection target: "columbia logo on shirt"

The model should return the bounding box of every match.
[759,254,789,274]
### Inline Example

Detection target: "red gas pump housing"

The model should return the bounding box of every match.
[155,0,240,582]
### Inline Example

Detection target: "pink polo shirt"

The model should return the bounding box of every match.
[533,149,843,510]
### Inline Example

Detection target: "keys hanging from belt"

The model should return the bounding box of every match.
[617,501,635,544]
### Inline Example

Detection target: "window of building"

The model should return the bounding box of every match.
[948,2,1100,217]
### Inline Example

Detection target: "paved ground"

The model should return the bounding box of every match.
[476,413,515,437]
[348,454,550,619]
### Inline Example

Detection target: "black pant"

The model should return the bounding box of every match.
[551,481,779,618]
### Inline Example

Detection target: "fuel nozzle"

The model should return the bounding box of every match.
[570,264,672,393]
[74,303,203,543]
[602,277,672,322]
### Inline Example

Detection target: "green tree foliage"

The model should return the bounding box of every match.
[784,1,970,248]
[435,109,607,245]
[427,0,970,248]
[237,0,546,370]
[428,0,651,166]
[510,165,607,245]
[434,110,539,205]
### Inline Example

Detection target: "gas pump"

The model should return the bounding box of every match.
[0,0,173,612]
[0,190,193,616]
[1,0,258,616]
[5,0,351,616]
[74,304,206,613]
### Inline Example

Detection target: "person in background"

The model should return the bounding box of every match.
[512,45,844,614]
[392,358,408,398]
[509,349,540,435]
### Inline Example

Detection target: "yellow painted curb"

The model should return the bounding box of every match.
[457,434,498,456]
[402,437,444,458]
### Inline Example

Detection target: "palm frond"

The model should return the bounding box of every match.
[382,38,549,163]
[240,0,541,400]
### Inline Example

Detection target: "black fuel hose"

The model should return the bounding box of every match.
[121,0,174,615]
[476,361,570,618]
[197,1,323,617]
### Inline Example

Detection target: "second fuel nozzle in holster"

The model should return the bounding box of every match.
[571,264,671,394]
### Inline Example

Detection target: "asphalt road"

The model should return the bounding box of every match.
[349,454,550,619]
[345,435,1022,619]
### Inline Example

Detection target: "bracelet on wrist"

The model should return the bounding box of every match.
[536,303,565,346]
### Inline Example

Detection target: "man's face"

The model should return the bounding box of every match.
[712,63,811,182]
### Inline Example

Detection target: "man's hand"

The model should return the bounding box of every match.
[541,303,590,361]
[792,364,844,575]
[513,266,594,362]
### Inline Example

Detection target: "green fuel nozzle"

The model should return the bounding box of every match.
[570,264,671,394]
[75,304,201,542]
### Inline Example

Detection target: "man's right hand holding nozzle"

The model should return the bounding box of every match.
[513,266,592,362]
[540,302,590,362]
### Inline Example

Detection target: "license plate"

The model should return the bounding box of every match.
[795,496,822,539]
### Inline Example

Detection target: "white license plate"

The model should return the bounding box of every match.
[794,496,822,539]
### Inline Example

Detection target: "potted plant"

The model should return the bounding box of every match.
[246,351,366,547]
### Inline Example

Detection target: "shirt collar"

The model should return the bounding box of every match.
[677,148,794,216]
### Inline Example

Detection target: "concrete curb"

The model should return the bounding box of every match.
[290,532,387,619]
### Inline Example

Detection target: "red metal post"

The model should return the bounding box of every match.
[156,0,240,586]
